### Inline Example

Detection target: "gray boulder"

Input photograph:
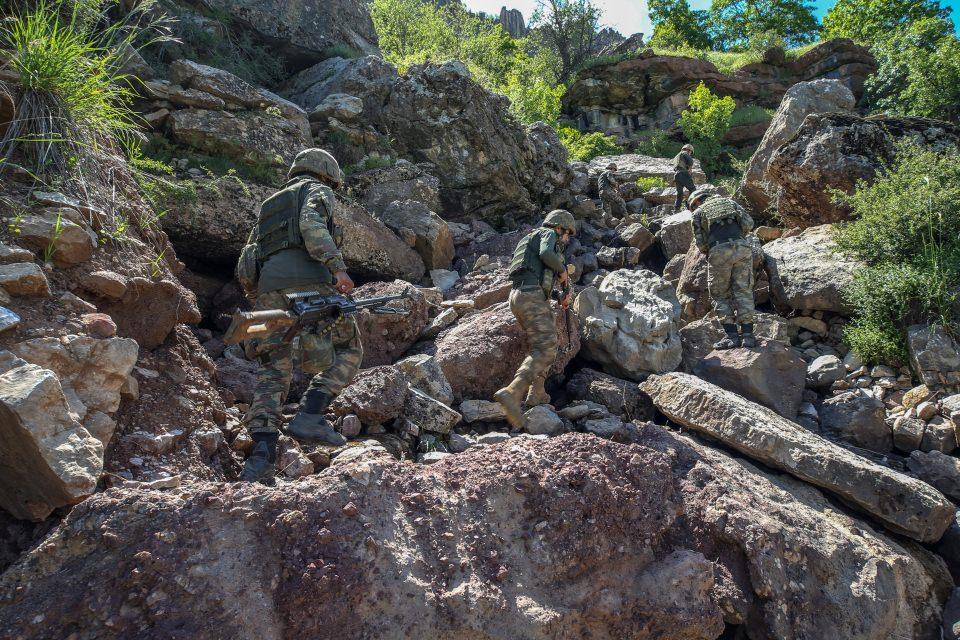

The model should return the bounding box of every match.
[763,225,861,314]
[908,324,960,390]
[379,200,454,270]
[807,355,846,388]
[402,388,461,435]
[588,154,706,185]
[396,354,454,407]
[575,269,682,380]
[821,391,892,453]
[523,405,563,436]
[336,201,426,282]
[167,109,310,168]
[908,450,960,503]
[739,79,856,214]
[565,367,653,420]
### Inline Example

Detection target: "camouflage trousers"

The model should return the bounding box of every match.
[600,188,627,218]
[244,284,363,435]
[674,170,696,209]
[508,288,558,393]
[707,240,755,324]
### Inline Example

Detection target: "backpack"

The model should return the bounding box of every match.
[236,241,260,298]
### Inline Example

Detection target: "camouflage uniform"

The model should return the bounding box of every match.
[598,170,627,218]
[673,150,696,210]
[691,196,755,325]
[244,176,363,437]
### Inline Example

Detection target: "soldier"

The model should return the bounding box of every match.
[494,210,577,428]
[237,148,363,483]
[673,144,697,211]
[689,187,756,350]
[598,163,627,219]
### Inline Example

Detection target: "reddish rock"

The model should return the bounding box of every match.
[354,280,428,367]
[330,365,409,426]
[80,313,117,338]
[98,277,201,349]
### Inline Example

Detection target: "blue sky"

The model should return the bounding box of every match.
[463,0,960,40]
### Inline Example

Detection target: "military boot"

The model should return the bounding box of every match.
[740,323,756,348]
[240,434,278,484]
[285,389,346,445]
[525,375,551,408]
[713,323,742,350]
[494,378,527,430]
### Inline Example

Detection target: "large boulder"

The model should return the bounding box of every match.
[655,209,694,260]
[763,225,861,314]
[565,367,654,420]
[679,312,792,372]
[588,153,706,186]
[0,431,949,639]
[167,108,310,168]
[739,79,856,214]
[575,269,682,380]
[378,200,454,270]
[908,324,960,391]
[330,365,409,427]
[821,390,892,453]
[0,353,103,521]
[693,340,806,419]
[641,372,955,542]
[199,0,379,70]
[353,281,429,367]
[97,277,202,349]
[434,301,578,401]
[767,114,960,227]
[336,201,426,283]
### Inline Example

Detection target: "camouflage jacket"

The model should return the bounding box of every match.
[673,151,694,172]
[598,170,619,193]
[691,197,754,253]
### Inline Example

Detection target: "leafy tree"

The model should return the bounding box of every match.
[866,18,960,121]
[529,0,601,84]
[505,49,564,125]
[709,0,819,50]
[822,0,952,45]
[648,0,713,50]
[677,82,735,175]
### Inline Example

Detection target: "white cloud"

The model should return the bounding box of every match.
[462,0,652,37]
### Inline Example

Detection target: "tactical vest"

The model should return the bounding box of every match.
[700,199,745,247]
[509,227,558,297]
[254,178,338,294]
[673,151,693,172]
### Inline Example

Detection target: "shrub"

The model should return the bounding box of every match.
[634,130,683,158]
[834,143,960,364]
[677,82,735,176]
[636,176,668,191]
[730,104,774,127]
[557,127,623,162]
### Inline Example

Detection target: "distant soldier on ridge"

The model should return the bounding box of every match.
[598,162,627,220]
[673,143,697,211]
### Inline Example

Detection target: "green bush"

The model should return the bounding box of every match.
[557,127,623,162]
[634,130,683,158]
[730,104,774,127]
[677,82,736,176]
[636,176,669,191]
[834,143,960,364]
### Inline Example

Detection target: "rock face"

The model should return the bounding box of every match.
[693,341,806,419]
[353,281,428,367]
[641,372,955,542]
[435,301,578,401]
[767,114,960,227]
[575,269,682,380]
[0,353,104,521]
[499,7,527,37]
[336,201,426,283]
[200,0,379,70]
[378,200,454,270]
[283,59,571,222]
[564,39,875,145]
[0,432,950,639]
[97,277,202,349]
[763,225,861,314]
[739,79,856,214]
[909,451,960,503]
[908,324,960,390]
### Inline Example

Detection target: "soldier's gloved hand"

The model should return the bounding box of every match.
[334,271,355,295]
[561,292,572,309]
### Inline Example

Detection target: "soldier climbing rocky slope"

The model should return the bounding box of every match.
[3,1,960,639]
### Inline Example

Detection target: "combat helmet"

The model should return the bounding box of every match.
[288,148,343,186]
[543,209,577,234]
[682,143,694,153]
[686,187,716,210]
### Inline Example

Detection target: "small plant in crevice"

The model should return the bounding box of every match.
[42,209,64,264]
[557,127,623,162]
[636,176,668,191]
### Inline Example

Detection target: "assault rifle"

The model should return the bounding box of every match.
[551,264,577,353]
[224,291,410,344]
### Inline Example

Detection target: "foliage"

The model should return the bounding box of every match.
[865,18,960,122]
[505,48,564,125]
[636,176,669,191]
[343,154,395,175]
[634,130,683,158]
[822,0,952,45]
[139,136,280,184]
[730,104,774,127]
[677,82,736,175]
[0,0,165,176]
[648,0,713,50]
[834,144,960,364]
[709,0,820,50]
[557,127,623,162]
[529,0,601,84]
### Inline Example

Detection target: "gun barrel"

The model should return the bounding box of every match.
[354,293,410,307]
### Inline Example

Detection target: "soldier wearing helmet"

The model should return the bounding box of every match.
[237,148,362,483]
[688,187,757,350]
[597,162,627,221]
[495,210,577,428]
[673,143,697,211]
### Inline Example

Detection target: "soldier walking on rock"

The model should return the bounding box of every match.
[689,187,757,350]
[495,210,577,428]
[235,148,362,483]
[598,163,627,220]
[673,144,697,211]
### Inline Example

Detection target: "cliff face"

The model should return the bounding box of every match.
[563,39,876,146]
